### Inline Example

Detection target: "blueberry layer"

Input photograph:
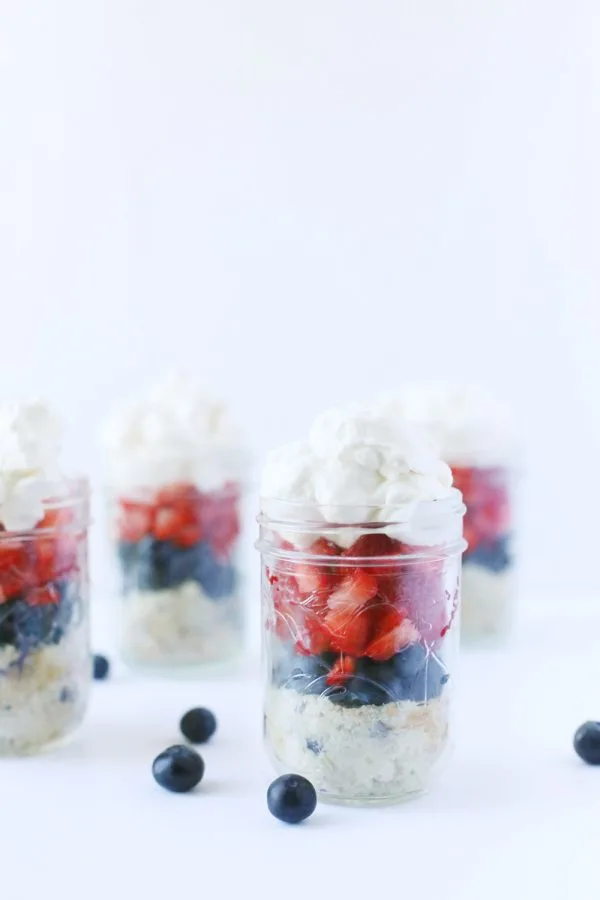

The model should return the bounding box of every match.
[118,538,236,599]
[273,643,449,707]
[463,534,512,574]
[0,579,78,656]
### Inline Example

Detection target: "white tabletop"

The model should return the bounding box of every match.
[1,595,598,900]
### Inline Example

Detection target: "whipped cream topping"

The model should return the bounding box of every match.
[102,371,245,491]
[261,402,459,544]
[385,384,518,467]
[0,400,64,531]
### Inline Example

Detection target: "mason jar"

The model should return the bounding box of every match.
[451,465,515,642]
[110,473,245,672]
[0,479,90,755]
[257,494,465,806]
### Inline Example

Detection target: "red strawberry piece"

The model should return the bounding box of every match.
[400,558,449,642]
[34,536,79,584]
[155,483,201,506]
[341,533,403,558]
[365,605,419,661]
[176,523,204,549]
[324,569,378,655]
[295,609,331,655]
[268,569,302,641]
[27,583,61,606]
[118,502,154,543]
[201,489,241,559]
[294,538,341,605]
[327,569,378,615]
[0,541,30,602]
[325,605,372,656]
[153,506,190,542]
[326,655,356,687]
[37,507,75,530]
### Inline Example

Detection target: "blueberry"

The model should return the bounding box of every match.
[180,707,217,744]
[0,599,19,648]
[574,722,600,765]
[49,580,77,644]
[152,744,205,793]
[273,649,332,695]
[127,537,172,591]
[13,601,55,652]
[166,544,202,589]
[465,536,511,573]
[93,654,110,680]
[267,774,317,824]
[393,643,428,679]
[402,651,449,703]
[195,542,236,599]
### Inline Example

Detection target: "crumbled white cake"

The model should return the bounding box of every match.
[0,626,90,755]
[265,686,450,804]
[121,579,242,668]
[461,563,516,642]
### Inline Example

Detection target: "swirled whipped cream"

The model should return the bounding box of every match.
[0,400,64,531]
[101,371,245,491]
[384,385,517,467]
[261,402,459,544]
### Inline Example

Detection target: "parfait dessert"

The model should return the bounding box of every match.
[0,401,90,755]
[257,403,465,805]
[396,386,517,642]
[102,372,247,672]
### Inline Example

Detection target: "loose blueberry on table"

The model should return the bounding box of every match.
[180,707,217,744]
[573,721,600,765]
[152,744,206,793]
[116,482,240,598]
[93,653,110,680]
[267,774,317,824]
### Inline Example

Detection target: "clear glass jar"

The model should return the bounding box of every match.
[0,479,90,755]
[110,477,244,672]
[451,465,515,642]
[257,495,465,806]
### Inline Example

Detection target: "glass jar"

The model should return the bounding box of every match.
[110,476,245,672]
[257,495,465,806]
[0,479,90,755]
[451,465,515,642]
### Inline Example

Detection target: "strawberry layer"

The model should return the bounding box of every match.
[451,465,511,557]
[116,481,241,561]
[266,533,458,687]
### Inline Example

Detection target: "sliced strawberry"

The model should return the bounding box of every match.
[118,502,154,543]
[295,610,331,655]
[34,536,79,584]
[176,524,203,548]
[37,507,75,530]
[155,482,201,506]
[201,489,241,559]
[327,569,378,615]
[294,537,341,603]
[0,541,29,601]
[326,655,356,687]
[365,605,419,661]
[341,533,402,558]
[325,605,371,656]
[153,506,189,542]
[399,558,448,642]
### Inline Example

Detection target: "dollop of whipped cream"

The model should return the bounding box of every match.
[261,402,456,540]
[385,384,517,466]
[101,371,244,491]
[0,400,64,531]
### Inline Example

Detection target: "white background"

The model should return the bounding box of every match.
[2,6,600,898]
[1,1,599,599]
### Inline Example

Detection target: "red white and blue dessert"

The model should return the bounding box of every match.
[102,373,247,669]
[258,402,465,805]
[0,401,90,755]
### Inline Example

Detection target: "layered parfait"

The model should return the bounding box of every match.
[0,401,90,754]
[102,372,246,671]
[257,403,465,805]
[396,386,517,641]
